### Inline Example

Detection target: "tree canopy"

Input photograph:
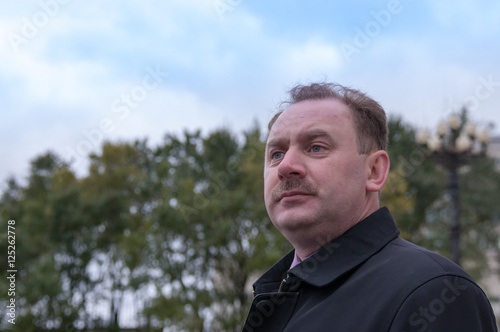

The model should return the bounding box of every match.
[1,118,499,331]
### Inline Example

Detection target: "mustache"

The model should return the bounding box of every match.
[271,178,318,201]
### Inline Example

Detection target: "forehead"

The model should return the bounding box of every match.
[268,98,354,141]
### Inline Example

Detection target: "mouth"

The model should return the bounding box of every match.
[279,191,313,201]
[271,179,318,202]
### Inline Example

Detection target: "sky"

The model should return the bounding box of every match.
[1,0,500,186]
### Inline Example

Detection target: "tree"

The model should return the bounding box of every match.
[144,126,289,331]
[1,152,84,330]
[2,120,497,331]
[383,116,446,242]
[382,116,500,281]
[1,126,288,331]
[80,139,157,329]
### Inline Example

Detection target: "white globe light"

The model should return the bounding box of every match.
[456,134,473,152]
[464,121,477,137]
[436,121,448,136]
[427,135,442,152]
[416,129,431,144]
[477,128,491,144]
[447,114,461,130]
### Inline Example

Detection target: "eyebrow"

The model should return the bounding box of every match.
[298,129,332,142]
[266,129,333,150]
[266,137,287,151]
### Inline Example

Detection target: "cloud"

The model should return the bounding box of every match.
[425,0,500,35]
[1,0,499,186]
[288,39,344,75]
[1,54,112,108]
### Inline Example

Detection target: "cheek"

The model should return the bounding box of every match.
[263,171,275,201]
[320,158,365,188]
[341,161,367,191]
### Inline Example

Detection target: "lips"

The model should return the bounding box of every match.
[279,191,313,201]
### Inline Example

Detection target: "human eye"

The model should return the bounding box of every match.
[311,145,323,152]
[310,145,326,153]
[271,151,284,160]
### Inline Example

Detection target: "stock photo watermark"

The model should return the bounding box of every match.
[213,0,243,21]
[62,65,166,173]
[450,74,499,114]
[5,219,17,325]
[386,75,499,191]
[243,239,341,332]
[244,291,288,332]
[340,0,412,62]
[177,143,258,222]
[298,240,341,279]
[7,0,72,53]
[405,277,469,332]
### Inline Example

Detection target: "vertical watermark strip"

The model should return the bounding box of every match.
[6,219,17,325]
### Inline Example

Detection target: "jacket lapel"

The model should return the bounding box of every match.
[289,207,400,287]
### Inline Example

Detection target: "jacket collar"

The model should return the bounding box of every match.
[254,207,399,292]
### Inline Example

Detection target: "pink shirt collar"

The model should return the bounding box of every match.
[290,250,316,270]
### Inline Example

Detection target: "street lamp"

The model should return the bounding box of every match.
[416,111,491,266]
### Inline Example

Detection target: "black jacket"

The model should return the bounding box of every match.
[242,207,497,331]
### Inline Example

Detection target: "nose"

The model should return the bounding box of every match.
[277,148,306,180]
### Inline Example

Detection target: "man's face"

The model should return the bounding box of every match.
[264,98,370,241]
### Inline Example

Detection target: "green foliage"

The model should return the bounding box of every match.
[0,125,288,331]
[145,126,288,331]
[383,116,447,242]
[382,115,500,281]
[1,119,498,331]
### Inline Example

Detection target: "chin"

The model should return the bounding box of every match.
[272,213,317,233]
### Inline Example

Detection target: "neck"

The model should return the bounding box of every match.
[291,203,381,261]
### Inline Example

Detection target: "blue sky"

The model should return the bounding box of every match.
[1,0,500,185]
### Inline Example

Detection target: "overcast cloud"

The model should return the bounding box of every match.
[1,0,499,185]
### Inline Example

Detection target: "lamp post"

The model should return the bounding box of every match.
[416,111,491,266]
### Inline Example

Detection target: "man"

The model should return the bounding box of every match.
[241,82,497,331]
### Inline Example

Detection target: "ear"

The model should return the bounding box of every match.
[365,150,390,192]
